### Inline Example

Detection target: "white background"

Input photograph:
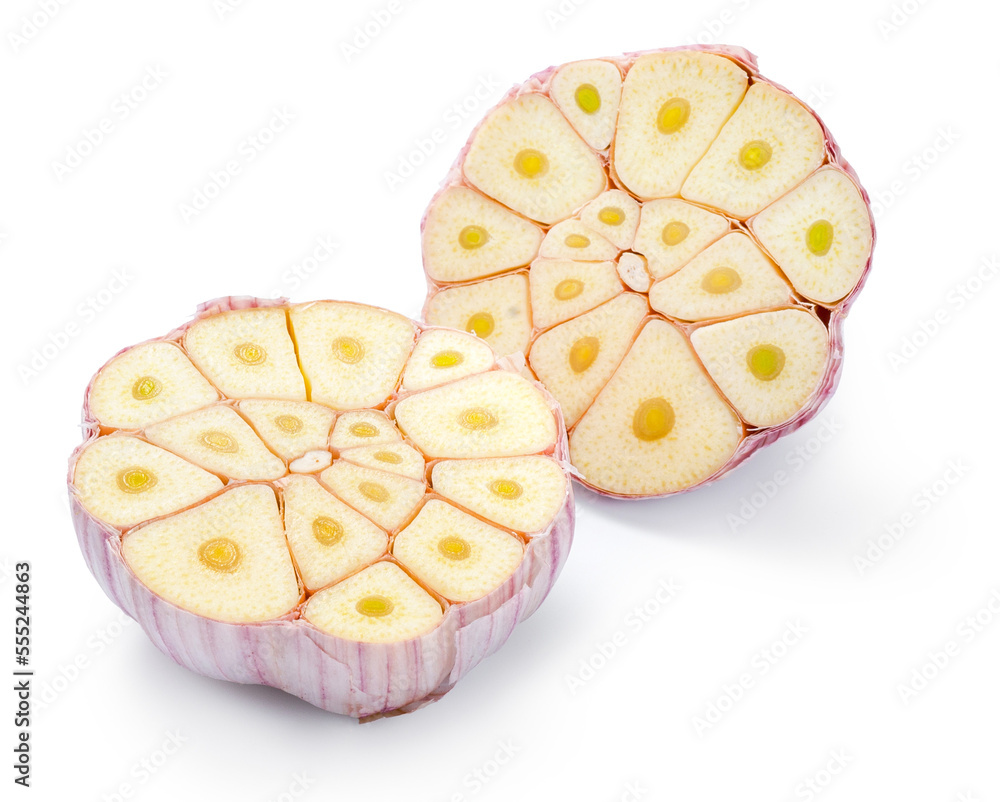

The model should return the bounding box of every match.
[2,0,998,799]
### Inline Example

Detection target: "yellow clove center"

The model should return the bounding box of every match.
[459,407,498,431]
[438,536,471,560]
[312,516,344,546]
[661,221,690,246]
[198,537,242,573]
[739,140,773,170]
[657,97,691,134]
[513,148,548,178]
[332,336,364,364]
[274,414,303,434]
[554,279,584,300]
[201,430,238,453]
[131,376,162,401]
[431,349,464,368]
[568,336,600,373]
[233,342,266,366]
[356,594,394,618]
[746,344,786,381]
[806,219,834,256]
[575,83,601,114]
[466,312,495,339]
[117,467,156,494]
[632,398,675,442]
[598,206,625,226]
[701,267,742,294]
[349,422,378,438]
[458,225,489,250]
[490,479,523,500]
[359,482,390,503]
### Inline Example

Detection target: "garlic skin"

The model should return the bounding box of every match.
[68,296,574,719]
[421,45,876,499]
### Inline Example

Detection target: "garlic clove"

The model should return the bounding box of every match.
[579,189,642,251]
[614,51,749,199]
[122,484,300,624]
[463,93,607,224]
[690,308,830,428]
[431,456,568,534]
[144,404,286,481]
[422,186,543,283]
[615,252,652,293]
[87,342,219,431]
[570,319,743,496]
[392,500,524,603]
[632,198,731,281]
[303,561,444,644]
[288,450,334,474]
[538,220,620,261]
[319,461,425,532]
[750,166,874,304]
[236,399,336,461]
[549,59,623,151]
[681,81,826,219]
[528,293,648,428]
[281,475,389,592]
[648,232,793,322]
[73,435,223,528]
[329,409,401,450]
[424,272,531,358]
[289,301,416,410]
[183,307,305,400]
[528,258,623,331]
[339,442,426,481]
[395,370,558,459]
[400,328,496,392]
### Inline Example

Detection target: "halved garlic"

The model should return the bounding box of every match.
[421,45,875,497]
[69,297,573,718]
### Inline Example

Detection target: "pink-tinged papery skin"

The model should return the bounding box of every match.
[68,296,574,718]
[421,45,876,499]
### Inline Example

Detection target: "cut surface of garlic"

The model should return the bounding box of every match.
[423,45,874,497]
[69,297,574,718]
